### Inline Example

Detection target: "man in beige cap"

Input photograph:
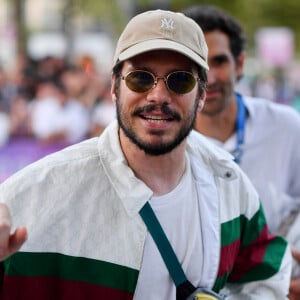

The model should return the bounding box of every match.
[0,9,291,300]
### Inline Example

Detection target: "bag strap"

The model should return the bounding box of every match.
[139,201,196,298]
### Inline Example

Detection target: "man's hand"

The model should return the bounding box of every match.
[0,203,27,261]
[289,249,300,300]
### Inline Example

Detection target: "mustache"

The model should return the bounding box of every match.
[133,104,181,121]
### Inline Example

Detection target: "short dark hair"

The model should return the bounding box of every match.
[112,62,123,97]
[183,5,247,62]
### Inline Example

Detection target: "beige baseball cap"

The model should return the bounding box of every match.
[113,9,209,70]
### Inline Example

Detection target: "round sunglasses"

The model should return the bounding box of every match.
[121,70,199,94]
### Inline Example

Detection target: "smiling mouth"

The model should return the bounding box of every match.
[134,104,181,122]
[206,89,221,99]
[140,115,174,123]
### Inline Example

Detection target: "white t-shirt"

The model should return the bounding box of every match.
[134,155,204,300]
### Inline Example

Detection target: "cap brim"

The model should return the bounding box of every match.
[117,39,209,70]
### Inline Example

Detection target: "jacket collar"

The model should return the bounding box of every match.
[98,121,238,218]
[187,130,238,181]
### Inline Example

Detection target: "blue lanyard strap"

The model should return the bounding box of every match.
[232,93,246,163]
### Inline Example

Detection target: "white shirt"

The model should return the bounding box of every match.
[134,154,210,300]
[206,96,300,233]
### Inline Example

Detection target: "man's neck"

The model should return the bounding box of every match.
[195,99,237,143]
[119,130,186,196]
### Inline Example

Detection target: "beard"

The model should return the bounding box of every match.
[201,83,233,116]
[116,97,199,156]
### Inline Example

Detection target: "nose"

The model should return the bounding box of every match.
[146,77,171,104]
[153,76,169,90]
[207,69,217,85]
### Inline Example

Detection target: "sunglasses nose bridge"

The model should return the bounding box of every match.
[153,75,168,90]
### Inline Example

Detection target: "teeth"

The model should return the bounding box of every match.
[144,116,168,123]
[148,119,166,124]
[146,116,165,120]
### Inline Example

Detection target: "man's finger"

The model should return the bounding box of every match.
[290,277,300,294]
[0,203,27,261]
[291,249,300,262]
[0,203,12,249]
[9,227,28,253]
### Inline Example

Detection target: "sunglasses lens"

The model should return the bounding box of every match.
[125,71,154,93]
[167,71,197,94]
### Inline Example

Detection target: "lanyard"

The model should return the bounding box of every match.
[231,93,246,164]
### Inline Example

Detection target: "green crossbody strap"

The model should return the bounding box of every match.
[139,201,226,300]
[139,201,190,287]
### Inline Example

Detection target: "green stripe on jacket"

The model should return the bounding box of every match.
[213,203,287,292]
[3,252,138,294]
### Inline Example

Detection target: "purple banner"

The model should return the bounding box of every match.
[0,137,69,183]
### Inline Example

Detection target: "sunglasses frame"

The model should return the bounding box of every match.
[121,70,199,94]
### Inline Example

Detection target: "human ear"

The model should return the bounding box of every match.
[111,77,117,104]
[236,51,246,80]
[197,90,206,112]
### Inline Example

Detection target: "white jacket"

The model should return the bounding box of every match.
[0,120,291,299]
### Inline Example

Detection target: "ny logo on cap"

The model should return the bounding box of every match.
[161,18,174,30]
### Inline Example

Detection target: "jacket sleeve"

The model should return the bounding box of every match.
[224,244,291,299]
[214,170,292,299]
[284,211,300,279]
[222,202,292,299]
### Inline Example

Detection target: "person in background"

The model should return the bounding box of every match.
[9,93,32,138]
[0,9,291,300]
[183,5,300,299]
[0,66,15,145]
[89,82,116,137]
[30,79,90,144]
[0,110,10,147]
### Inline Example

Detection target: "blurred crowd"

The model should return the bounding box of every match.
[0,55,116,148]
[1,53,300,151]
[237,63,300,111]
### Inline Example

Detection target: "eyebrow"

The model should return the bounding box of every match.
[210,54,230,63]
